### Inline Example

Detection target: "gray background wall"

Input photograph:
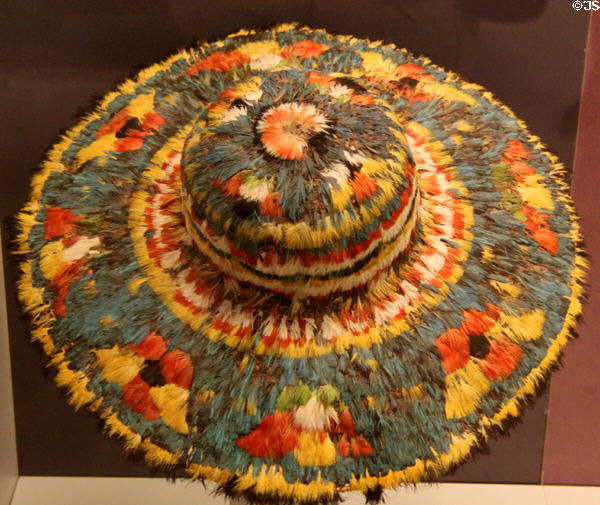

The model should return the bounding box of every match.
[0,230,18,505]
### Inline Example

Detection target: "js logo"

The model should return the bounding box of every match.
[573,1,600,10]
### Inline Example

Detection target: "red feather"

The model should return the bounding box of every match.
[45,207,79,239]
[160,350,194,389]
[122,375,161,420]
[350,172,378,203]
[131,331,169,360]
[480,340,523,381]
[186,50,250,75]
[337,434,350,457]
[236,411,300,458]
[435,328,470,374]
[338,406,357,436]
[280,41,330,60]
[141,112,165,132]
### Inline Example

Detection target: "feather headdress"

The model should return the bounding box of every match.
[15,24,585,504]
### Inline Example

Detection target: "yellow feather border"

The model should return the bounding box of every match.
[12,23,587,502]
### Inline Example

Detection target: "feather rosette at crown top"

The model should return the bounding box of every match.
[15,24,586,505]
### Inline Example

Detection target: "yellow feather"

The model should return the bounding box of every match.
[496,309,546,342]
[365,359,378,370]
[127,92,156,118]
[401,383,425,400]
[84,279,98,294]
[273,23,297,33]
[128,277,148,293]
[141,439,182,467]
[76,134,116,165]
[283,221,316,249]
[195,385,215,404]
[246,401,257,416]
[444,361,490,419]
[238,41,281,58]
[55,361,95,409]
[17,261,46,313]
[238,355,249,372]
[150,384,190,434]
[421,82,477,106]
[39,241,64,279]
[359,157,387,177]
[453,119,475,132]
[227,28,252,38]
[329,185,352,212]
[294,432,336,466]
[207,103,229,124]
[102,409,143,451]
[358,51,398,80]
[93,346,144,386]
[481,245,494,262]
[365,396,377,410]
[490,280,521,297]
[14,212,37,253]
[517,174,554,211]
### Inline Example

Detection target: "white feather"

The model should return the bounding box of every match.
[290,317,302,341]
[343,150,365,167]
[278,316,288,342]
[400,280,419,300]
[239,181,270,202]
[244,88,263,102]
[322,162,350,186]
[220,106,247,123]
[63,236,101,263]
[262,314,276,337]
[328,84,351,98]
[320,314,343,342]
[159,249,181,269]
[304,318,316,342]
[215,300,233,320]
[175,269,213,310]
[293,395,339,431]
[250,54,283,70]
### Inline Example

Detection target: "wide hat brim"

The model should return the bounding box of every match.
[16,24,585,504]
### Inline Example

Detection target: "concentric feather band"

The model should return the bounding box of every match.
[15,23,586,504]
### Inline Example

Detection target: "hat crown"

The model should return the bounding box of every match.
[181,68,420,296]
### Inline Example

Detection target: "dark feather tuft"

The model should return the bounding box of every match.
[365,484,385,504]
[334,76,367,93]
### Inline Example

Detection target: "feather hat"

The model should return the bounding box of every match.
[16,24,586,504]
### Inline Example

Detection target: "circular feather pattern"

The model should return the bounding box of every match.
[16,24,586,504]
